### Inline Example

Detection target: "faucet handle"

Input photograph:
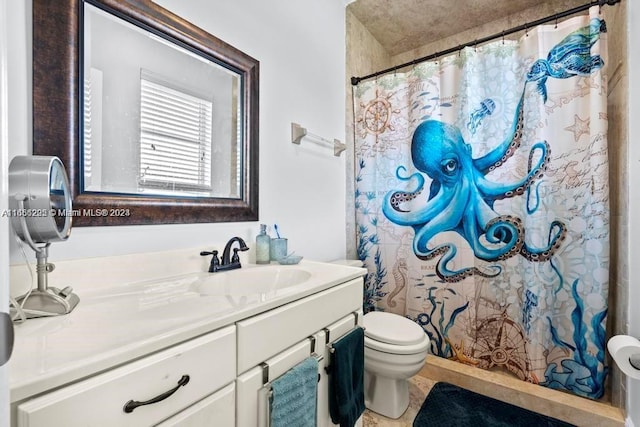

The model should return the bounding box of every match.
[231,248,240,264]
[200,250,220,272]
[200,250,218,257]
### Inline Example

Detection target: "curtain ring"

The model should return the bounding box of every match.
[502,30,505,45]
[474,40,478,52]
[554,14,558,29]
[525,23,529,37]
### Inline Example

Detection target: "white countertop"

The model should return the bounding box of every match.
[9,260,366,403]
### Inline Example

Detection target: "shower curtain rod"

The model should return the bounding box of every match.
[350,0,621,86]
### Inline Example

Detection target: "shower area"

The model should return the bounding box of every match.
[346,0,628,422]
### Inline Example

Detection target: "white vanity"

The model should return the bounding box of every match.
[9,260,365,426]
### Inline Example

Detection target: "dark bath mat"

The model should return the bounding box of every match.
[413,382,576,427]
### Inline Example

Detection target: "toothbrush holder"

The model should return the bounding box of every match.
[269,238,288,261]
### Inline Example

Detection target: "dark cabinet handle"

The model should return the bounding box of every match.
[123,375,190,413]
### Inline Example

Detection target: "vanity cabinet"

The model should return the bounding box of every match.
[11,268,365,427]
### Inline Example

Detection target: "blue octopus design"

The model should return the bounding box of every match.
[383,93,567,282]
[526,18,605,102]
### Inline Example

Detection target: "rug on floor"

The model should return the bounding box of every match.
[413,382,576,427]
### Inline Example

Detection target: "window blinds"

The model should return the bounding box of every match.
[83,75,93,186]
[139,74,213,192]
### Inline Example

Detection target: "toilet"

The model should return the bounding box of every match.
[363,311,430,419]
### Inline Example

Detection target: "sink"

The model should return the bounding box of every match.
[84,265,313,310]
[193,266,312,296]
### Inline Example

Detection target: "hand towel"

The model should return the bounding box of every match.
[270,356,319,427]
[328,327,365,427]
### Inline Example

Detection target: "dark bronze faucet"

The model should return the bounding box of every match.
[200,237,250,273]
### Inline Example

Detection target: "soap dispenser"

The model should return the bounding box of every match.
[256,224,270,264]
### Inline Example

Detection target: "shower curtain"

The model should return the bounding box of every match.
[354,8,609,399]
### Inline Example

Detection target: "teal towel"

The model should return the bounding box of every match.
[270,356,318,427]
[328,327,365,427]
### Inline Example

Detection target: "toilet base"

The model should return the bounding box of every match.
[364,371,409,419]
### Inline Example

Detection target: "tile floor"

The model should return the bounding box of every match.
[362,375,436,426]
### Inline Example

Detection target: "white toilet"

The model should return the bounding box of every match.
[363,311,430,419]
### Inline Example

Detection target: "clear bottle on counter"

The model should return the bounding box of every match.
[256,224,270,264]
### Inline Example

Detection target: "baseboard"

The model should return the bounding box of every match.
[420,355,626,427]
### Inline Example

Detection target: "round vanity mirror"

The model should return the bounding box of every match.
[8,156,79,319]
[9,155,72,245]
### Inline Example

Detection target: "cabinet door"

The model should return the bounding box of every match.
[236,340,312,427]
[155,383,235,427]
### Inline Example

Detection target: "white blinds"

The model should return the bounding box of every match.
[83,75,93,185]
[139,73,213,192]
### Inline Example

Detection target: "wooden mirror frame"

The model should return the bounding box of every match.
[33,0,259,226]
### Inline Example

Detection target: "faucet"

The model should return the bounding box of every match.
[200,237,250,273]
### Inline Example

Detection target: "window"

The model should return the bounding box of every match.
[139,71,212,194]
[82,67,103,191]
[83,74,93,186]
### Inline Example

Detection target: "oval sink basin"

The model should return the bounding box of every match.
[193,266,312,296]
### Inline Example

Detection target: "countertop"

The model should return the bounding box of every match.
[9,260,366,403]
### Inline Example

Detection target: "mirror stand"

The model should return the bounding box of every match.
[13,198,80,319]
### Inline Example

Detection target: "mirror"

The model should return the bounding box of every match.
[32,0,259,226]
[9,156,73,244]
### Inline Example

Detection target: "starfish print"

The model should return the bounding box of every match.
[564,114,590,142]
[445,337,479,366]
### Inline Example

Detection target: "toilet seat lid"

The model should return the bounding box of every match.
[363,311,426,346]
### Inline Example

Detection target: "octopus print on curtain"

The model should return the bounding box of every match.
[354,8,609,399]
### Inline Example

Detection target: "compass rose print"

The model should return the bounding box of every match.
[471,311,536,382]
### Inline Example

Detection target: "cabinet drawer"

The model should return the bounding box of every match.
[156,382,235,427]
[17,326,236,427]
[237,278,362,373]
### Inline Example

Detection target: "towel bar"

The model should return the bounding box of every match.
[264,356,323,401]
[323,327,331,344]
[258,384,271,427]
[260,341,323,386]
[327,325,364,354]
[291,122,346,157]
[260,362,269,385]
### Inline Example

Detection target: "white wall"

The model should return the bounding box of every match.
[7,0,347,267]
[0,0,9,423]
[1,0,26,423]
[627,0,639,424]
